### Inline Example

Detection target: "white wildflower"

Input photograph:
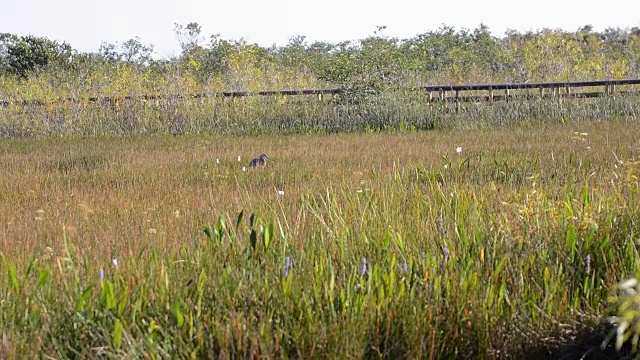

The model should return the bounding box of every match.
[278,190,285,196]
[242,166,246,172]
[456,146,462,154]
[237,156,241,162]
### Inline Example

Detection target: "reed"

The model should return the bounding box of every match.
[0,121,638,358]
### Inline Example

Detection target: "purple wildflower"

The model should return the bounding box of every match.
[99,268,105,282]
[360,257,367,276]
[421,252,426,260]
[441,247,450,269]
[402,262,408,273]
[282,256,291,277]
[586,255,591,273]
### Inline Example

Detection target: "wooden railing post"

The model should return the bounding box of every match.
[5,79,640,109]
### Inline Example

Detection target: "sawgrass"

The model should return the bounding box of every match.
[0,120,639,358]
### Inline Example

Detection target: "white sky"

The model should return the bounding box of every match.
[2,0,640,59]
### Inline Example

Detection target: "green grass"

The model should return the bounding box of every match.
[1,89,640,137]
[0,121,639,358]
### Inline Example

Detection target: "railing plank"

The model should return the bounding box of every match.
[1,79,639,108]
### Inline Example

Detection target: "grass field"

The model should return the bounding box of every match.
[2,89,640,137]
[1,120,639,358]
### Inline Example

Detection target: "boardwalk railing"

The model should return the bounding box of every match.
[2,79,640,108]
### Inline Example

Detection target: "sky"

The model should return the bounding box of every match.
[2,0,640,59]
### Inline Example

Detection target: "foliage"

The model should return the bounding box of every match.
[98,37,154,66]
[0,33,73,79]
[3,23,640,91]
[0,123,639,357]
[3,22,640,358]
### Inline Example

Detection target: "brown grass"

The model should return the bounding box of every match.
[1,120,637,265]
[1,121,640,357]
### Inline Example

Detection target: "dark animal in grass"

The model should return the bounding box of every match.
[249,153,272,168]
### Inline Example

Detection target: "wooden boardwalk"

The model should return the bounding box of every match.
[2,79,639,108]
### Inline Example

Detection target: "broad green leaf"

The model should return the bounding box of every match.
[198,268,207,293]
[36,269,51,287]
[8,263,18,292]
[544,267,551,288]
[217,215,226,241]
[493,258,506,280]
[112,319,124,350]
[263,223,274,250]
[236,210,244,229]
[174,300,185,328]
[149,319,157,334]
[101,280,116,310]
[250,229,257,250]
[203,226,213,242]
[117,288,128,317]
[76,285,94,312]
[581,184,590,208]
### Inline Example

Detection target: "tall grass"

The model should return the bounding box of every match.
[0,122,639,358]
[1,89,640,137]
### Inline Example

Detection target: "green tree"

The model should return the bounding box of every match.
[1,34,73,79]
[98,37,154,66]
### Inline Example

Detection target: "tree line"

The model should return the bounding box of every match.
[1,23,640,99]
